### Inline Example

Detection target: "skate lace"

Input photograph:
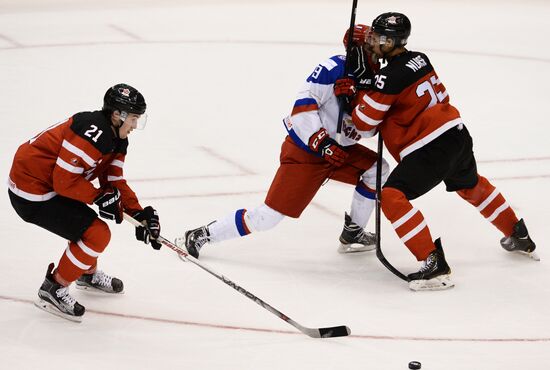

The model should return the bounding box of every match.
[419,254,437,273]
[190,228,209,248]
[91,270,113,288]
[56,287,76,307]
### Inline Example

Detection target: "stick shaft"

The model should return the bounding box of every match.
[335,0,359,144]
[374,135,410,282]
[123,213,350,337]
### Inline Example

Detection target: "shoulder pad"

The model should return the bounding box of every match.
[374,51,433,94]
[70,111,116,154]
[306,55,345,85]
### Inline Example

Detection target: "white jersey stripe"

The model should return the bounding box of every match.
[399,118,463,160]
[107,175,124,182]
[111,159,124,168]
[56,158,84,174]
[7,177,57,202]
[363,94,391,112]
[62,140,95,166]
[355,108,382,127]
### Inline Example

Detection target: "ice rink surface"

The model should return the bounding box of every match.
[1,0,549,369]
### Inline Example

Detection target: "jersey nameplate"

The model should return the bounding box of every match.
[405,55,428,72]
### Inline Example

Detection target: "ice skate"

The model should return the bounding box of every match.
[500,219,539,261]
[338,213,376,253]
[76,270,124,294]
[408,239,454,291]
[175,226,210,259]
[35,263,85,322]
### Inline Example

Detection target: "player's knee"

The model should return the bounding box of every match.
[245,204,285,232]
[380,187,407,219]
[456,174,489,203]
[82,218,111,253]
[361,158,390,189]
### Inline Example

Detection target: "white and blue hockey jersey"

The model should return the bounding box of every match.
[283,55,377,152]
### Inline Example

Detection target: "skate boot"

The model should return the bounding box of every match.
[76,270,124,293]
[35,263,85,322]
[175,226,210,259]
[338,213,376,253]
[500,219,539,261]
[408,238,454,291]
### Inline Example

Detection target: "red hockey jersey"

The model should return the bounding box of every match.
[8,111,142,214]
[352,51,463,162]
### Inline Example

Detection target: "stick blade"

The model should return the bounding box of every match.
[313,325,351,338]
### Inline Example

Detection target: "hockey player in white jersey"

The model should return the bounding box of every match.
[177,25,389,258]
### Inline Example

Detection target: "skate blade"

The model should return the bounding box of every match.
[34,299,82,323]
[517,250,541,261]
[337,243,376,254]
[409,274,455,292]
[75,284,125,294]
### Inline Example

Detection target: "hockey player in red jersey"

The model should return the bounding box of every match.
[8,84,162,321]
[176,25,388,259]
[350,12,538,290]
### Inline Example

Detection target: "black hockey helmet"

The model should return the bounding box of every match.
[103,83,146,115]
[371,12,411,46]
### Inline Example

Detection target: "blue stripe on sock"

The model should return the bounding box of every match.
[355,183,376,200]
[235,209,250,236]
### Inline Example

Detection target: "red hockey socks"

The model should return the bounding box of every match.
[54,218,111,286]
[381,187,435,261]
[456,175,518,237]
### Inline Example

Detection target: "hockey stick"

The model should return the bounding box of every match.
[124,213,351,338]
[375,134,410,282]
[335,0,359,144]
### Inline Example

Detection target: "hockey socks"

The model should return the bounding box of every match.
[381,187,435,260]
[350,182,376,229]
[208,204,285,243]
[56,219,110,285]
[457,175,518,237]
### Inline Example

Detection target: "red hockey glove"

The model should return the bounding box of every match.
[334,78,356,98]
[94,187,123,224]
[308,128,348,167]
[343,24,370,48]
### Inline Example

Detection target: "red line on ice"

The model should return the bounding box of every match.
[1,295,549,342]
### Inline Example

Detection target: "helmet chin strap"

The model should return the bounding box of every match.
[111,111,128,139]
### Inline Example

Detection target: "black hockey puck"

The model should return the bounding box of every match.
[408,361,421,369]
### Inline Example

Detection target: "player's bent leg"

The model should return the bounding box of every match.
[177,204,285,259]
[456,175,538,260]
[381,187,453,290]
[52,218,123,294]
[339,185,376,253]
[337,158,389,253]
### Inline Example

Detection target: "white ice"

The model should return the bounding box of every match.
[1,0,549,369]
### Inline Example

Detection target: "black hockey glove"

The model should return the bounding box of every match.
[133,206,162,250]
[94,187,123,224]
[349,46,375,90]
